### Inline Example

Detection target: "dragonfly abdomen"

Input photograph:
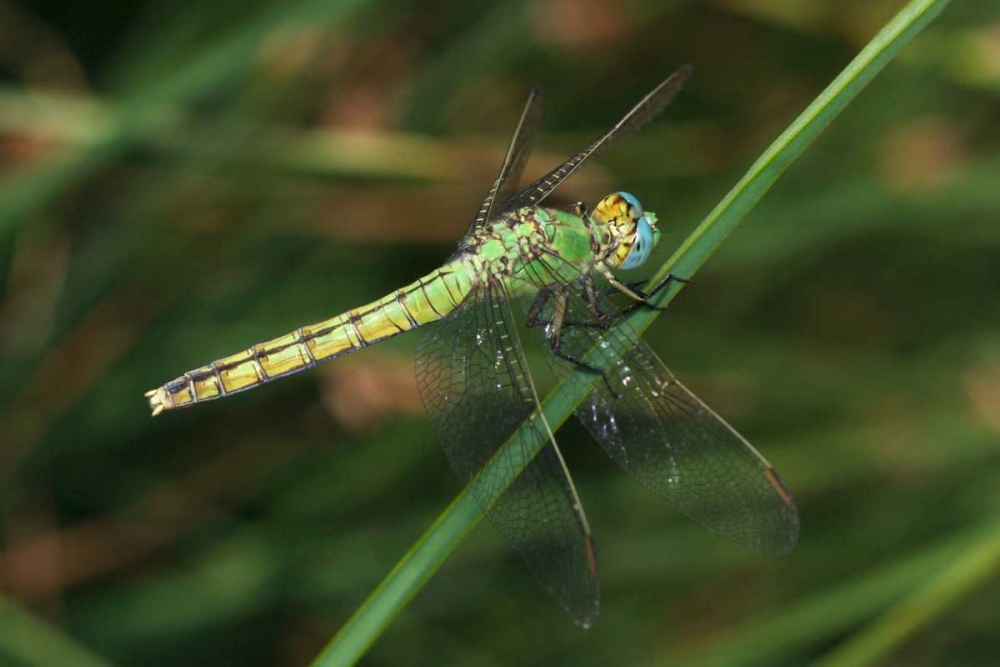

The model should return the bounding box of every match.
[146,262,475,415]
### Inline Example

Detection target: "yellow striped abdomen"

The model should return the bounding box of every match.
[146,261,475,415]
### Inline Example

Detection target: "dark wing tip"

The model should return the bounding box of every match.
[666,63,694,90]
[762,467,800,556]
[585,533,600,579]
[770,518,801,557]
[558,535,600,629]
[764,467,796,509]
[562,535,601,629]
[574,608,600,630]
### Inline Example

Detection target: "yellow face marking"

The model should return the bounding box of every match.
[592,193,644,267]
[593,193,637,226]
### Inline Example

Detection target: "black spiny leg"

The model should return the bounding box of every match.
[525,286,552,328]
[549,340,621,400]
[582,277,605,321]
[640,272,690,301]
[549,345,603,376]
[527,281,609,330]
[551,291,622,399]
[526,287,621,398]
[606,272,691,316]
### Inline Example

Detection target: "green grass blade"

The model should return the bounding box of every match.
[0,595,113,667]
[665,520,994,667]
[0,0,370,241]
[312,0,952,664]
[813,520,1000,667]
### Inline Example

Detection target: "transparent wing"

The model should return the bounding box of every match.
[466,86,545,234]
[414,280,600,626]
[519,258,799,556]
[498,64,692,213]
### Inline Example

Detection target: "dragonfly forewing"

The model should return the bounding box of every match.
[466,86,545,235]
[497,65,692,214]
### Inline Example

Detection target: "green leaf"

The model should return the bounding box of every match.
[0,0,371,241]
[0,595,113,667]
[312,0,952,664]
[667,519,996,667]
[812,520,1000,667]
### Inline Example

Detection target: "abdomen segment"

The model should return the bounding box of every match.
[146,262,474,415]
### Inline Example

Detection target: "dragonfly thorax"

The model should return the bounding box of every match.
[589,191,661,270]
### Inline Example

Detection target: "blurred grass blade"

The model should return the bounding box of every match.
[402,2,532,133]
[313,0,951,664]
[0,0,370,240]
[667,520,995,667]
[0,595,112,667]
[813,520,1000,667]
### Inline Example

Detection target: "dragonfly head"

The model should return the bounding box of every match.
[591,191,661,270]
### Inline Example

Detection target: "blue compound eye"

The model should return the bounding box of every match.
[616,191,644,219]
[620,215,655,270]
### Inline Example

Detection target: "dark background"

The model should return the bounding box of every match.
[1,1,999,665]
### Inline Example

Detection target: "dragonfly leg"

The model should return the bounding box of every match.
[581,277,609,322]
[597,266,690,315]
[623,275,690,295]
[541,288,621,398]
[527,283,609,330]
[549,344,602,376]
[549,342,621,399]
[554,319,610,330]
[640,272,691,300]
[526,286,553,328]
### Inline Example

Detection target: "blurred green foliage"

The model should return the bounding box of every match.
[0,0,998,665]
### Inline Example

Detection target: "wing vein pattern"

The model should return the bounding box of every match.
[415,280,600,626]
[498,65,693,214]
[517,255,799,556]
[467,86,545,234]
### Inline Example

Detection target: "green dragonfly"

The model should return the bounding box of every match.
[146,65,799,627]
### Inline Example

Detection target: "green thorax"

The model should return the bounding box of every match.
[457,206,593,287]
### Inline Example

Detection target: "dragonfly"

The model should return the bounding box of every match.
[146,64,799,627]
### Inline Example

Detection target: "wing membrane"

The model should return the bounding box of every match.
[498,65,692,213]
[414,280,600,625]
[467,86,545,234]
[519,258,799,556]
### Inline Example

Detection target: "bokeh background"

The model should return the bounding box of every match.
[2,0,999,665]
